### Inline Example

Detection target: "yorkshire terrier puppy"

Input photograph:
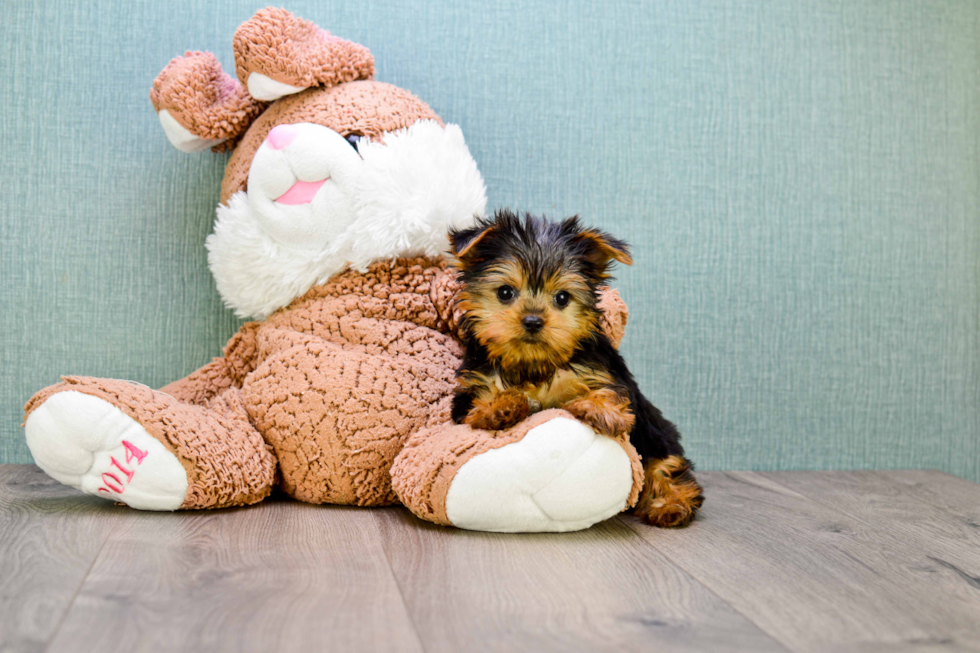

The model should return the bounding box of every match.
[449,209,703,528]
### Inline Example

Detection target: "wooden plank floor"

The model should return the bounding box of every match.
[2,465,979,653]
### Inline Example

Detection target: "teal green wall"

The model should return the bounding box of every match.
[2,1,978,480]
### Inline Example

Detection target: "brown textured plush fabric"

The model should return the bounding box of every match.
[241,258,462,505]
[232,7,375,89]
[392,409,644,526]
[597,287,629,350]
[621,436,645,510]
[161,322,261,406]
[219,81,442,203]
[150,51,266,147]
[24,377,277,509]
[150,7,400,165]
[392,410,565,525]
[24,258,633,515]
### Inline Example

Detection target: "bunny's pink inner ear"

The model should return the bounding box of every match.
[150,51,265,153]
[233,8,375,102]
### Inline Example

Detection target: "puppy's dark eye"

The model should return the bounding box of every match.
[496,286,516,302]
[345,134,362,150]
[554,291,571,308]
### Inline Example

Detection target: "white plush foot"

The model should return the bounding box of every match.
[444,417,634,533]
[24,391,188,510]
[246,72,306,101]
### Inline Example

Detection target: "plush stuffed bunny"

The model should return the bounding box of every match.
[23,8,643,532]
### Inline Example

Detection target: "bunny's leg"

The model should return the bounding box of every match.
[391,410,643,533]
[24,376,276,511]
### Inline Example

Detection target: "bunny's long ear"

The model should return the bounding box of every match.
[233,8,375,102]
[150,51,265,153]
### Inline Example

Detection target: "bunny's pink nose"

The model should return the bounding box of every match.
[266,124,299,150]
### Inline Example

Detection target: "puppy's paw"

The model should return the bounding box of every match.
[464,389,531,431]
[635,456,704,528]
[562,389,634,438]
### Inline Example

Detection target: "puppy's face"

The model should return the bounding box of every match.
[460,257,596,371]
[450,211,631,374]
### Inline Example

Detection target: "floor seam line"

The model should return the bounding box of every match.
[756,471,980,580]
[615,472,802,653]
[882,471,980,522]
[616,514,797,653]
[42,531,109,653]
[374,512,430,653]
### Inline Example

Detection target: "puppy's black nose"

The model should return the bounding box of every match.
[522,315,544,334]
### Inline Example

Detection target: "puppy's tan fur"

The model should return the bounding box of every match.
[451,211,703,528]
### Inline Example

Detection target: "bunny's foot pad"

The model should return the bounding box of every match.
[446,417,635,532]
[393,410,641,533]
[25,391,188,510]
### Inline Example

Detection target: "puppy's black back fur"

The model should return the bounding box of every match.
[574,334,686,463]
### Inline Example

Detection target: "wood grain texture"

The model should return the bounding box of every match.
[882,470,980,521]
[45,500,422,653]
[376,509,788,653]
[621,471,980,653]
[765,470,980,593]
[0,465,121,653]
[5,466,980,652]
[763,471,980,650]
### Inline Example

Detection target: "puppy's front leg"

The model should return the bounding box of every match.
[453,372,530,431]
[465,388,531,431]
[562,388,635,438]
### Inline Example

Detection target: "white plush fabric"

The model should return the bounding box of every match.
[207,120,486,319]
[157,109,227,153]
[24,391,188,511]
[244,123,363,252]
[444,418,634,533]
[246,72,306,101]
[340,121,488,273]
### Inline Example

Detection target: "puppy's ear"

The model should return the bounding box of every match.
[576,228,633,268]
[449,219,496,262]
